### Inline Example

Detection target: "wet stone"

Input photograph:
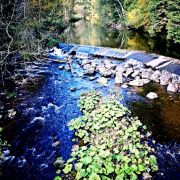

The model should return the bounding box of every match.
[69,87,77,92]
[89,76,97,81]
[52,141,61,148]
[167,83,179,92]
[146,92,158,99]
[58,65,64,70]
[97,77,108,86]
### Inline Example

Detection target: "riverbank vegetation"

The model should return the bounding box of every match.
[54,91,158,179]
[0,0,179,63]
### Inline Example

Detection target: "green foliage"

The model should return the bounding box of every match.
[124,0,180,43]
[55,91,158,179]
[167,1,180,43]
[77,90,101,114]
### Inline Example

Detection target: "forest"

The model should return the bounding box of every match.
[0,0,180,180]
[1,0,180,57]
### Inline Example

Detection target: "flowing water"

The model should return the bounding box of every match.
[1,20,180,179]
[1,58,180,179]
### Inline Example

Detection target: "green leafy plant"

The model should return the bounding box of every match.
[55,91,158,179]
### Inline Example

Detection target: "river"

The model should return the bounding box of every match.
[1,20,180,180]
[59,20,180,59]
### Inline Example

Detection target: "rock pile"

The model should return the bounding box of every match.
[59,57,180,93]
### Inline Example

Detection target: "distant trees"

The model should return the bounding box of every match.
[124,0,180,43]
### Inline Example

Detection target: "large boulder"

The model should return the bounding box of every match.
[98,65,112,77]
[167,83,179,92]
[141,68,154,79]
[131,70,140,78]
[124,68,133,77]
[103,60,116,70]
[150,70,161,83]
[115,65,125,73]
[159,73,171,85]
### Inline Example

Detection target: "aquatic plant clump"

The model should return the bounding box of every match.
[55,91,158,179]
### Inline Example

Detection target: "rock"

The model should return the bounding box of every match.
[124,68,133,77]
[129,79,150,87]
[52,141,61,148]
[97,77,108,86]
[81,59,91,66]
[83,64,91,70]
[103,60,116,69]
[146,92,158,99]
[143,172,152,180]
[115,72,123,84]
[131,70,140,78]
[115,65,125,73]
[91,62,96,68]
[8,109,16,118]
[58,65,64,70]
[167,83,179,92]
[69,87,77,92]
[135,76,141,80]
[143,79,151,84]
[150,70,161,83]
[98,66,112,77]
[121,84,128,88]
[89,76,97,81]
[129,79,144,87]
[53,157,64,167]
[141,69,154,79]
[51,47,63,56]
[84,67,95,75]
[159,73,171,85]
[111,70,116,75]
[64,64,71,71]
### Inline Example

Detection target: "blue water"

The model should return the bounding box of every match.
[2,59,180,179]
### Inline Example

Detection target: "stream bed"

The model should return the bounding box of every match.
[1,56,180,179]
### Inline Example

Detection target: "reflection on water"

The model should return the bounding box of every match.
[60,20,180,59]
[128,83,180,142]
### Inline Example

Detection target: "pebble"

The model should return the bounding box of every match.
[89,76,97,81]
[58,65,64,70]
[52,141,61,148]
[69,87,77,92]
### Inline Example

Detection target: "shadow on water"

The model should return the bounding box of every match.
[125,83,180,143]
[60,20,180,59]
